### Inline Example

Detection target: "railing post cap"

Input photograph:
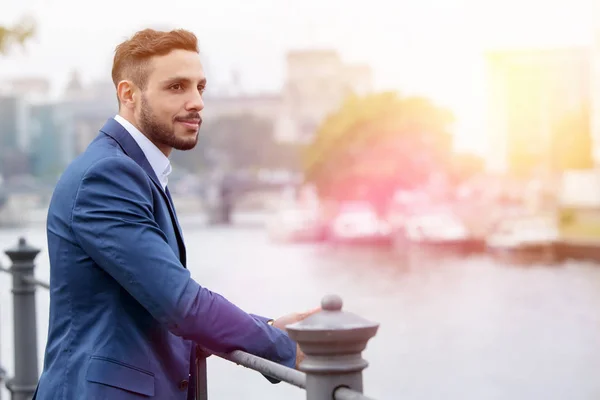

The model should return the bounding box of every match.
[5,236,41,262]
[286,294,379,353]
[321,294,343,311]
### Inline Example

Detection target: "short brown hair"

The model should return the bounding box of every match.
[112,28,199,92]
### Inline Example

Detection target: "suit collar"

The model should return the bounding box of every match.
[99,118,163,191]
[113,115,171,190]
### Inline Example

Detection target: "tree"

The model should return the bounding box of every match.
[449,152,486,184]
[303,92,454,208]
[0,17,35,55]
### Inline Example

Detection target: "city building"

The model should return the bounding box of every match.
[486,47,591,175]
[0,94,27,152]
[591,7,600,165]
[28,102,76,180]
[202,93,282,123]
[277,50,372,143]
[0,94,29,179]
[60,74,118,156]
[202,49,373,144]
[0,77,51,103]
[0,76,52,156]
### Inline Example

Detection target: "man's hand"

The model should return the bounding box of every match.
[271,307,321,369]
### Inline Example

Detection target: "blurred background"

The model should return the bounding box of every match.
[1,0,600,399]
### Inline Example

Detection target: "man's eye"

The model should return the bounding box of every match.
[170,84,183,90]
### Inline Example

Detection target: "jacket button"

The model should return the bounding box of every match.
[178,379,189,391]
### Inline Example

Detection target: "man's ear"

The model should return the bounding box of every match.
[117,80,137,110]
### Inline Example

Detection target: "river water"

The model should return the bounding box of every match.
[1,212,600,399]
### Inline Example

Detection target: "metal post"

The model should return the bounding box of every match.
[0,260,7,400]
[0,365,5,400]
[287,294,379,400]
[195,347,209,400]
[4,238,41,400]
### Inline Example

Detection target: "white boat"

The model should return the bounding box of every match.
[328,202,391,244]
[486,215,559,263]
[266,207,325,243]
[400,212,482,252]
[0,194,30,228]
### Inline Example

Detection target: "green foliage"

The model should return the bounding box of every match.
[303,92,454,203]
[0,17,35,55]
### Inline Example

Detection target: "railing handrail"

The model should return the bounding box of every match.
[213,350,374,399]
[215,350,306,388]
[0,264,49,289]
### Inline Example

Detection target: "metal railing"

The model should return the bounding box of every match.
[0,237,381,400]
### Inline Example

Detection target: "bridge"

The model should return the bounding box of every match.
[201,170,303,224]
[0,171,302,226]
[0,179,54,202]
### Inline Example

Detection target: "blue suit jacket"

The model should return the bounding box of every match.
[34,119,296,399]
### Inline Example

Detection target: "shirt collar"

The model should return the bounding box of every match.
[113,115,172,190]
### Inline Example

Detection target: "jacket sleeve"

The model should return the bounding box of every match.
[70,156,296,370]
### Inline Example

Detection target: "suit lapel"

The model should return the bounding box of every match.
[99,118,187,267]
[164,186,187,266]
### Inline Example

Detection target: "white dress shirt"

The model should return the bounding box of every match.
[114,115,172,191]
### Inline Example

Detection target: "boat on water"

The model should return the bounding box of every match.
[266,206,326,243]
[0,186,33,228]
[327,202,392,245]
[0,198,29,228]
[486,215,559,264]
[397,211,484,254]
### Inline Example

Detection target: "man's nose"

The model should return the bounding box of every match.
[186,90,204,112]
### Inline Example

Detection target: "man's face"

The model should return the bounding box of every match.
[135,49,206,153]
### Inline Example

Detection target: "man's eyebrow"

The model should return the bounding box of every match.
[161,77,207,86]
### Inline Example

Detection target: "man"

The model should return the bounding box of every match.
[34,28,317,399]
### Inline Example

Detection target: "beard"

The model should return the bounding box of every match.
[139,95,200,151]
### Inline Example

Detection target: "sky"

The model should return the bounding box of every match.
[1,0,597,153]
